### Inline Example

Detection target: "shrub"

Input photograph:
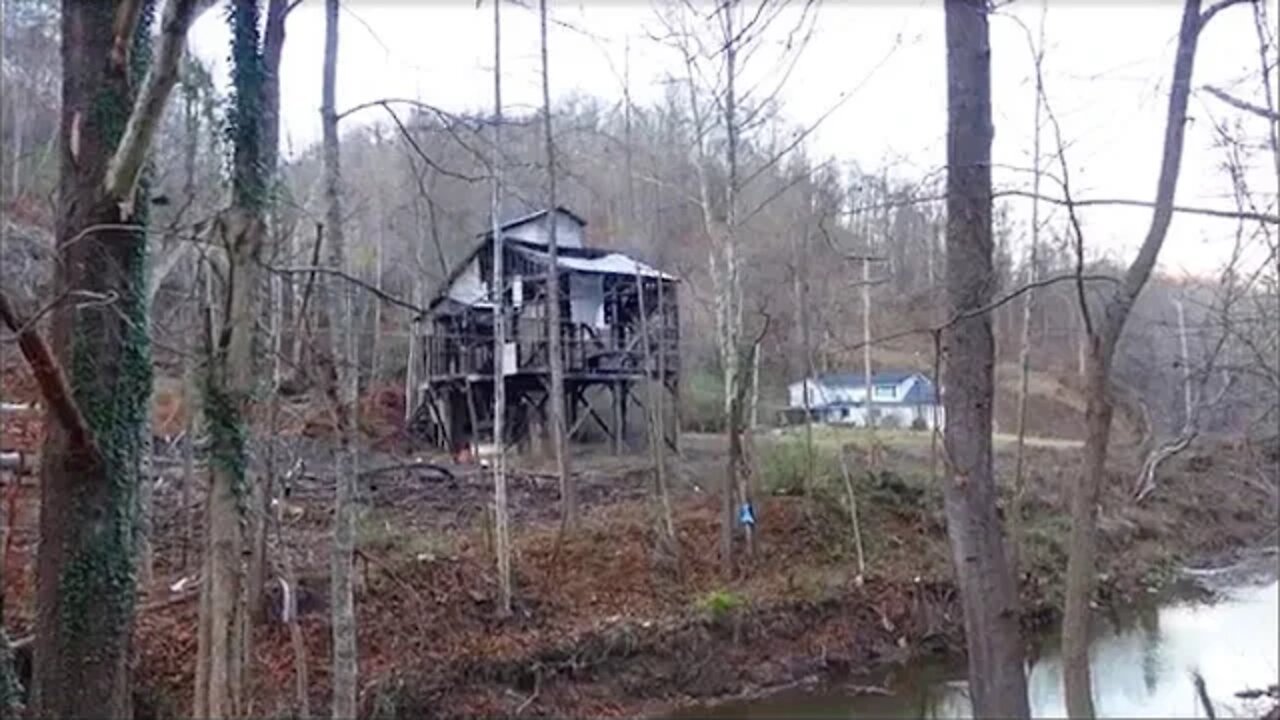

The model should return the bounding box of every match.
[759,437,840,496]
[910,417,928,431]
[697,588,745,621]
[682,369,725,433]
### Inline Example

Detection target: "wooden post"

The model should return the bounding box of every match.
[662,278,681,455]
[620,380,629,451]
[612,381,624,455]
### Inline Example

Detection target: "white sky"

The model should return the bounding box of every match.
[189,0,1279,277]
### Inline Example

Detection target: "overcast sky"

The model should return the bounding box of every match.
[189,1,1278,278]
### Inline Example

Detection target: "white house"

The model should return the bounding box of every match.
[786,371,944,430]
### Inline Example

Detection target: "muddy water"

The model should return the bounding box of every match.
[714,572,1279,718]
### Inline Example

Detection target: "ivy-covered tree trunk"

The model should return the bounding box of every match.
[33,0,202,715]
[247,0,290,630]
[194,0,274,715]
[34,2,153,717]
[34,1,156,712]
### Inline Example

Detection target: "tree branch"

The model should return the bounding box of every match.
[1202,85,1280,121]
[834,188,1280,225]
[835,273,1122,354]
[375,101,488,183]
[104,0,213,207]
[1198,0,1256,30]
[0,290,100,466]
[1103,0,1211,354]
[267,265,426,314]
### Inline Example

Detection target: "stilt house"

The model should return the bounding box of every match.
[411,207,680,453]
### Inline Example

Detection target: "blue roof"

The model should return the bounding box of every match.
[809,371,940,406]
[816,371,918,388]
[900,378,939,404]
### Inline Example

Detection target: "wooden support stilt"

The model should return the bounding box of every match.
[664,374,681,455]
[566,385,592,441]
[465,380,480,448]
[620,380,629,452]
[612,381,624,455]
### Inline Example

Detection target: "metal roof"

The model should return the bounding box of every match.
[815,371,919,388]
[476,206,587,238]
[798,372,940,407]
[513,245,676,280]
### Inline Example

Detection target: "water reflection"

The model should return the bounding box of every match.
[703,581,1278,719]
[1024,581,1278,718]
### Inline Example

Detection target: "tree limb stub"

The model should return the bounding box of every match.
[0,291,101,467]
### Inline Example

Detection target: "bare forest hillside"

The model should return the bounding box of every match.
[1,0,1276,718]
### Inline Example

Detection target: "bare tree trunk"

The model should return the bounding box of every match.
[261,265,284,597]
[749,342,761,430]
[792,208,816,498]
[490,0,513,618]
[927,219,937,289]
[1063,3,1211,715]
[1010,0,1047,579]
[636,266,677,560]
[718,1,744,580]
[322,1,359,715]
[862,257,876,444]
[540,0,575,533]
[1076,315,1088,379]
[8,93,21,201]
[370,160,385,382]
[1176,299,1193,422]
[272,499,311,719]
[403,157,427,425]
[837,448,867,576]
[941,2,1030,716]
[623,38,636,224]
[180,356,196,569]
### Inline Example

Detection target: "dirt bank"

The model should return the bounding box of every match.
[120,430,1279,718]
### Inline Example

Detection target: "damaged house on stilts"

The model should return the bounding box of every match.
[410,207,680,455]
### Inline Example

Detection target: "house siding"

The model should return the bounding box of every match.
[787,372,945,430]
[502,213,585,249]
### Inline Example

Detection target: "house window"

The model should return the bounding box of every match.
[873,384,896,400]
[842,407,851,419]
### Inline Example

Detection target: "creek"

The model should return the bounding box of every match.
[705,555,1279,718]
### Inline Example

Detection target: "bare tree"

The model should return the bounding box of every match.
[1009,0,1048,579]
[790,185,817,497]
[1131,297,1233,502]
[321,0,360,715]
[941,2,1030,717]
[1061,1,1246,715]
[491,0,514,618]
[539,0,575,532]
[635,261,678,563]
[721,1,749,577]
